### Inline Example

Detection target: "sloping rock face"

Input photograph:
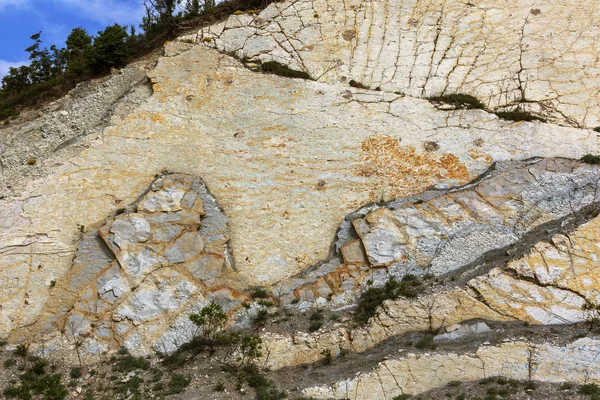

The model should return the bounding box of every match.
[198,0,600,128]
[273,158,600,309]
[13,173,247,357]
[0,65,151,199]
[1,39,597,342]
[260,211,600,370]
[303,338,600,399]
[1,0,600,394]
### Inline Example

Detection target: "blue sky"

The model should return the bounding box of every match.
[0,0,146,78]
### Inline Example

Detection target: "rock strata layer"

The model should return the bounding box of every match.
[303,338,600,399]
[197,0,600,127]
[1,40,597,341]
[274,158,600,309]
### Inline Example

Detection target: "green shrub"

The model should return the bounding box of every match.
[69,367,82,379]
[580,383,600,395]
[238,334,263,368]
[593,127,600,133]
[0,107,18,121]
[428,93,485,110]
[15,344,28,357]
[4,372,67,400]
[321,348,333,365]
[112,352,150,373]
[495,110,546,122]
[189,300,228,351]
[167,373,191,394]
[240,365,286,400]
[392,394,412,400]
[214,381,225,391]
[254,308,269,326]
[354,275,423,324]
[581,154,600,165]
[414,334,437,350]
[250,287,270,299]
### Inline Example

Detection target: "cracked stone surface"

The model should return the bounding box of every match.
[197,0,600,128]
[13,173,248,357]
[273,158,600,309]
[260,212,600,370]
[303,338,600,399]
[1,41,596,341]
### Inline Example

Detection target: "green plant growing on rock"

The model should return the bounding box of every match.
[15,344,29,357]
[320,348,333,365]
[253,307,269,327]
[3,354,68,400]
[494,110,546,122]
[250,287,270,299]
[166,373,192,394]
[581,154,600,165]
[414,334,437,350]
[238,364,286,400]
[189,300,228,352]
[428,93,485,110]
[354,275,423,324]
[582,300,600,330]
[238,333,263,368]
[308,310,324,332]
[111,349,150,373]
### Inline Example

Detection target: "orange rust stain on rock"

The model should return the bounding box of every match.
[468,148,494,164]
[439,154,470,181]
[262,125,288,132]
[356,135,471,199]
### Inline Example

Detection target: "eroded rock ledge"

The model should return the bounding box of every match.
[303,338,600,399]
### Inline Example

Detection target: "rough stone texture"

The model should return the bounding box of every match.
[2,40,597,342]
[199,0,600,127]
[272,158,600,309]
[0,64,151,199]
[262,213,600,369]
[13,173,248,357]
[303,338,600,399]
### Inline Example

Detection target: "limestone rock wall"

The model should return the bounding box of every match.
[198,0,600,127]
[261,211,600,369]
[273,158,600,309]
[1,4,600,391]
[2,40,598,341]
[303,338,600,399]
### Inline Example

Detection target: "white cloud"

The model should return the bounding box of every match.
[0,59,28,80]
[54,0,146,26]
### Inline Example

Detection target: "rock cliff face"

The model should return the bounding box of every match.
[1,0,600,396]
[198,0,600,128]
